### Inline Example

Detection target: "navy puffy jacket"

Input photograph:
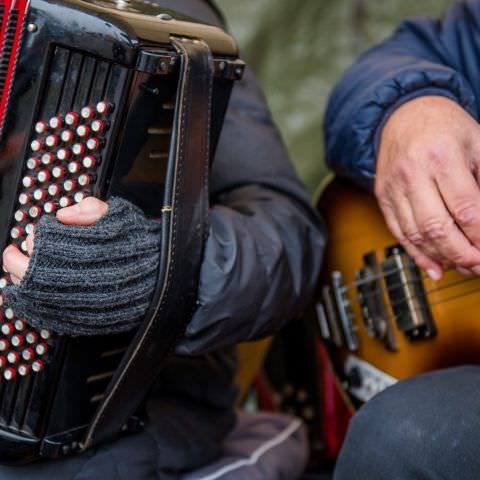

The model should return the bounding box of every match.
[325,0,480,189]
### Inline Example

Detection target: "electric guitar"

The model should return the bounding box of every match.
[317,177,480,407]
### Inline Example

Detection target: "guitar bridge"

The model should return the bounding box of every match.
[382,247,436,341]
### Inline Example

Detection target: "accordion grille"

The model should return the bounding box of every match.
[0,46,129,436]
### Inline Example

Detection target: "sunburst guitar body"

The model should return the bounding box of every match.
[317,178,480,408]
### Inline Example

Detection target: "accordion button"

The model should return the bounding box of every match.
[52,166,65,179]
[30,139,43,152]
[81,106,95,120]
[25,223,34,235]
[21,348,34,361]
[57,148,70,161]
[14,209,27,222]
[34,121,48,135]
[48,184,61,196]
[10,227,23,239]
[41,152,55,165]
[7,352,19,364]
[65,112,79,126]
[32,360,44,373]
[22,176,35,188]
[1,323,13,336]
[96,101,112,115]
[74,192,86,203]
[0,339,10,351]
[37,170,50,183]
[43,202,57,214]
[72,143,85,156]
[14,320,25,331]
[35,343,47,355]
[11,335,24,348]
[4,368,16,381]
[59,196,72,208]
[20,241,28,253]
[26,157,40,170]
[18,193,30,205]
[4,309,14,321]
[86,138,100,151]
[76,125,90,138]
[49,116,62,130]
[91,119,106,133]
[61,129,75,143]
[0,277,8,289]
[63,180,76,192]
[78,174,91,187]
[68,161,81,174]
[26,332,38,344]
[28,206,42,218]
[45,135,59,148]
[18,364,30,376]
[33,189,47,201]
[82,155,96,168]
[40,329,51,340]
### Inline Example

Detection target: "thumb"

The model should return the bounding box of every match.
[56,197,109,226]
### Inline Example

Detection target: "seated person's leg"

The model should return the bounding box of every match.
[334,366,480,480]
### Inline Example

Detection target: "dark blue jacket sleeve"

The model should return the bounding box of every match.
[325,0,480,189]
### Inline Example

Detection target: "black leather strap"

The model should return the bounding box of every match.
[82,36,214,448]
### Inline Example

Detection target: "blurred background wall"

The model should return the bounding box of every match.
[217,0,453,193]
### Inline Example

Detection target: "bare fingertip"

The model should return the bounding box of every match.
[427,268,442,281]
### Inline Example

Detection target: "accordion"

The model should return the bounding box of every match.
[0,0,243,464]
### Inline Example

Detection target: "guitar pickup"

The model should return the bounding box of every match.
[382,247,436,341]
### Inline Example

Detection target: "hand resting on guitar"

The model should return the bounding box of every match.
[375,95,480,279]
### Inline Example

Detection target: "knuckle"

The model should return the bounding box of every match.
[403,229,423,246]
[419,218,451,242]
[452,203,480,227]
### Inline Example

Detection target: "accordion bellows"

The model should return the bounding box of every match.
[0,0,243,464]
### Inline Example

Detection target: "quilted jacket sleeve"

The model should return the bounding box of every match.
[325,1,480,189]
[175,66,326,355]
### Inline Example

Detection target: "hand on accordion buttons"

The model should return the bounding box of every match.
[1,197,161,336]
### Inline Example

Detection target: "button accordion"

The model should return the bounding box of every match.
[0,0,243,464]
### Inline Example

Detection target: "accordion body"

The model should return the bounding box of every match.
[0,0,243,464]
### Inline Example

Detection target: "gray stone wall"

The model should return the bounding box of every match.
[217,0,453,192]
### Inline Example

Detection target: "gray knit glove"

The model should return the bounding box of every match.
[3,197,161,336]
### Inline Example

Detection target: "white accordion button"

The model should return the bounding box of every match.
[34,121,48,134]
[48,184,61,196]
[45,135,59,148]
[30,139,42,152]
[14,210,27,222]
[35,343,47,356]
[86,138,100,151]
[76,125,90,138]
[61,129,75,143]
[63,179,76,192]
[74,192,86,203]
[33,189,46,201]
[91,119,105,133]
[4,367,16,381]
[49,116,62,129]
[22,348,34,361]
[0,277,7,289]
[10,227,23,239]
[96,101,111,114]
[22,176,35,188]
[0,339,9,351]
[43,201,57,214]
[11,335,24,347]
[57,148,70,161]
[28,205,42,218]
[18,193,30,205]
[40,329,51,340]
[26,157,39,170]
[65,112,79,126]
[25,223,34,235]
[78,174,91,186]
[41,152,54,165]
[5,308,14,320]
[52,166,65,179]
[32,360,44,373]
[81,106,95,119]
[37,170,50,183]
[72,143,85,156]
[59,196,72,208]
[82,155,96,168]
[18,364,30,376]
[7,351,19,364]
[14,320,25,331]
[68,161,81,174]
[26,332,38,344]
[1,323,13,336]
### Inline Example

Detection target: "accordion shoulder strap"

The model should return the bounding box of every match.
[82,36,214,449]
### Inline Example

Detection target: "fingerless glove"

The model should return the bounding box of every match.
[4,197,161,335]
